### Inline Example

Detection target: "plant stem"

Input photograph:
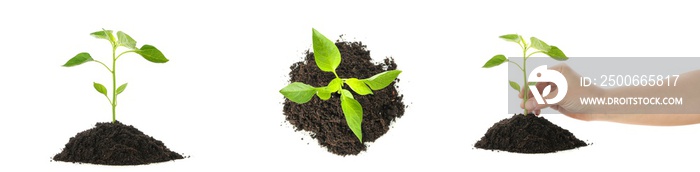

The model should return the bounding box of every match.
[522,45,529,115]
[508,60,524,72]
[94,60,113,73]
[527,51,544,58]
[115,50,136,61]
[111,44,117,123]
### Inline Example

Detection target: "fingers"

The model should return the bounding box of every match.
[518,87,523,98]
[519,81,557,105]
[519,82,555,98]
[520,97,551,114]
[518,63,577,116]
[523,63,593,118]
[520,101,539,115]
[518,83,536,98]
[521,85,561,112]
[524,98,551,112]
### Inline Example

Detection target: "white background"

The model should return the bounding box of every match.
[1,0,700,171]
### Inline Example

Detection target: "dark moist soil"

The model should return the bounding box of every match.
[283,41,405,156]
[53,121,184,165]
[474,114,588,153]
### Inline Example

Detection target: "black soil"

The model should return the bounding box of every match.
[53,121,183,165]
[474,114,588,153]
[283,41,405,156]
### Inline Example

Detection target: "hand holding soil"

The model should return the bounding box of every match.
[521,63,700,126]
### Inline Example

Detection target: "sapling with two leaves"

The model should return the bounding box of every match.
[280,28,401,142]
[482,34,568,115]
[63,29,169,123]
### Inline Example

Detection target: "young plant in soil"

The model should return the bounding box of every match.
[283,40,404,156]
[280,28,402,142]
[482,34,567,114]
[474,34,587,153]
[54,29,182,165]
[63,29,168,123]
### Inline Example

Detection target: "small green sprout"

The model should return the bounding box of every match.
[280,28,402,142]
[482,34,568,115]
[63,29,169,123]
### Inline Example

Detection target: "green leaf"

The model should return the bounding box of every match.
[116,83,128,95]
[530,37,551,52]
[90,30,114,41]
[545,46,568,61]
[346,78,373,95]
[340,90,363,142]
[117,31,137,49]
[93,82,108,96]
[136,44,169,63]
[280,82,317,104]
[499,34,521,43]
[63,52,94,67]
[315,87,332,100]
[340,89,354,99]
[316,78,343,100]
[361,70,402,90]
[327,78,342,93]
[509,80,520,92]
[482,54,507,68]
[311,28,341,72]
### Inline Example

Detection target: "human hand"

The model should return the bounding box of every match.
[518,63,605,121]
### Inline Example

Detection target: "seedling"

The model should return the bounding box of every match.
[482,34,568,115]
[63,29,169,123]
[280,28,401,142]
